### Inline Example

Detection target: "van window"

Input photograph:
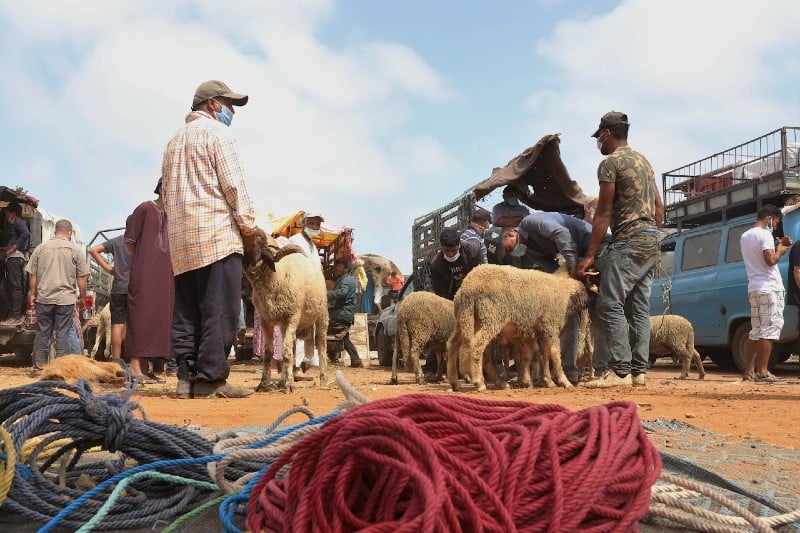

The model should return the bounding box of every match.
[724,224,750,263]
[681,231,721,271]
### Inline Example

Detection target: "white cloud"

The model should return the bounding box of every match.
[531,0,800,195]
[0,0,453,271]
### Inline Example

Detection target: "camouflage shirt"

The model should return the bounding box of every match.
[597,145,657,242]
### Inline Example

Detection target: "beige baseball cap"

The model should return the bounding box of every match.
[192,80,248,109]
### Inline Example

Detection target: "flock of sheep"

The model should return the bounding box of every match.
[243,229,704,393]
[392,265,705,391]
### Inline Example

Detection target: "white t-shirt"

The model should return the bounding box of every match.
[740,227,783,292]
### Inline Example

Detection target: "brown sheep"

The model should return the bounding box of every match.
[243,232,328,394]
[649,315,706,379]
[40,354,125,385]
[390,291,455,385]
[447,264,589,392]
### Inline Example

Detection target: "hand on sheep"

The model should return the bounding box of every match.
[241,226,278,272]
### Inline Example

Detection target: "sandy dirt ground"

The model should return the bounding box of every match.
[1,353,798,449]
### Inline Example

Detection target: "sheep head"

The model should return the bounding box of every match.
[243,227,280,272]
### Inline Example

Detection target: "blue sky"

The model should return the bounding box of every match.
[1,0,798,272]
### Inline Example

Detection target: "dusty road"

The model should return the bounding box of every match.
[1,353,798,448]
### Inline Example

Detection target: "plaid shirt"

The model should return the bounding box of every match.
[161,111,256,275]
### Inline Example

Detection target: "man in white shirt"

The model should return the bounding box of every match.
[289,212,323,267]
[740,204,791,382]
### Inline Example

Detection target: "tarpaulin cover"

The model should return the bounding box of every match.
[472,134,591,215]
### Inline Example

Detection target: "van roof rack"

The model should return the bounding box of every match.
[663,126,800,230]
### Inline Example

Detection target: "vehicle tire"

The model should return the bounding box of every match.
[375,326,393,367]
[13,346,32,359]
[731,321,780,372]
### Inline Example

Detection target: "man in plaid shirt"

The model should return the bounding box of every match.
[162,80,258,399]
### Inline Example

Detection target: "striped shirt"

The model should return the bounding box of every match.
[161,111,257,275]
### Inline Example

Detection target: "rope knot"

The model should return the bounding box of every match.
[77,380,133,453]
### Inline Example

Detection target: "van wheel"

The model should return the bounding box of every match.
[731,322,779,372]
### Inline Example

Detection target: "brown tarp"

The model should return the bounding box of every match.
[472,134,591,215]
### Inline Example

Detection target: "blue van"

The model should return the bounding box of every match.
[650,204,800,371]
[652,126,800,371]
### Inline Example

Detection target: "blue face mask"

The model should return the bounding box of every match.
[215,104,233,126]
[506,197,520,207]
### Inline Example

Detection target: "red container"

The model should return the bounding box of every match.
[82,295,94,320]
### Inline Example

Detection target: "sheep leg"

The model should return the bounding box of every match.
[692,349,705,379]
[467,328,497,392]
[315,318,328,385]
[541,335,573,388]
[256,321,275,392]
[482,344,508,390]
[446,327,463,391]
[391,323,406,385]
[90,325,103,359]
[410,339,427,385]
[281,322,298,393]
[515,340,533,388]
[434,346,446,383]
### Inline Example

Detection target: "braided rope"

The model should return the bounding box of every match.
[649,472,800,531]
[0,425,14,505]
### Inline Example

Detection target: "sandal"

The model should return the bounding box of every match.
[132,374,159,385]
[145,372,166,383]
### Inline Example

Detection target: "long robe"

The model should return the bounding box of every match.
[124,201,174,358]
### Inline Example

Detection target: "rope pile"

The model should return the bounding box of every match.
[0,380,229,530]
[247,395,662,532]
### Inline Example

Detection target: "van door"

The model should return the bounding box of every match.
[670,230,724,342]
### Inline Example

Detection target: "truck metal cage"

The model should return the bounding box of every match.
[663,126,800,229]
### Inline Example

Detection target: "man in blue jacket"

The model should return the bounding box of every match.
[2,202,30,325]
[327,257,363,368]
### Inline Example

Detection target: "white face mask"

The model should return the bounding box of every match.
[305,228,321,238]
[443,251,461,263]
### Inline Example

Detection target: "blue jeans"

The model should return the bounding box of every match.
[593,236,659,376]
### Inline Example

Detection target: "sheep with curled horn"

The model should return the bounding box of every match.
[242,228,329,393]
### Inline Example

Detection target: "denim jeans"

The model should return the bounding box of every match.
[33,303,75,370]
[593,236,659,376]
[560,311,581,384]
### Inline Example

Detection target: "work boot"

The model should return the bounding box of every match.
[192,380,253,398]
[176,378,193,399]
[582,369,632,388]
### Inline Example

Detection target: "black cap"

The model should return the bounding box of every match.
[471,207,492,223]
[154,177,163,195]
[592,111,629,137]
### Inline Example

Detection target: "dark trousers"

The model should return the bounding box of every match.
[5,257,25,318]
[172,254,242,383]
[33,303,74,369]
[328,319,361,365]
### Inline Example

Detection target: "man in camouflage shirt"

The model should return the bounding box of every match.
[576,111,664,388]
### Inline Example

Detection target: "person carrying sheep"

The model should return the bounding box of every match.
[327,257,363,368]
[740,204,790,382]
[162,80,261,399]
[576,111,664,388]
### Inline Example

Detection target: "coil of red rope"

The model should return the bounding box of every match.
[247,395,661,532]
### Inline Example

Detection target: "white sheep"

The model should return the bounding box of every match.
[649,315,706,380]
[86,303,111,360]
[447,264,589,392]
[243,232,328,393]
[390,291,455,385]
